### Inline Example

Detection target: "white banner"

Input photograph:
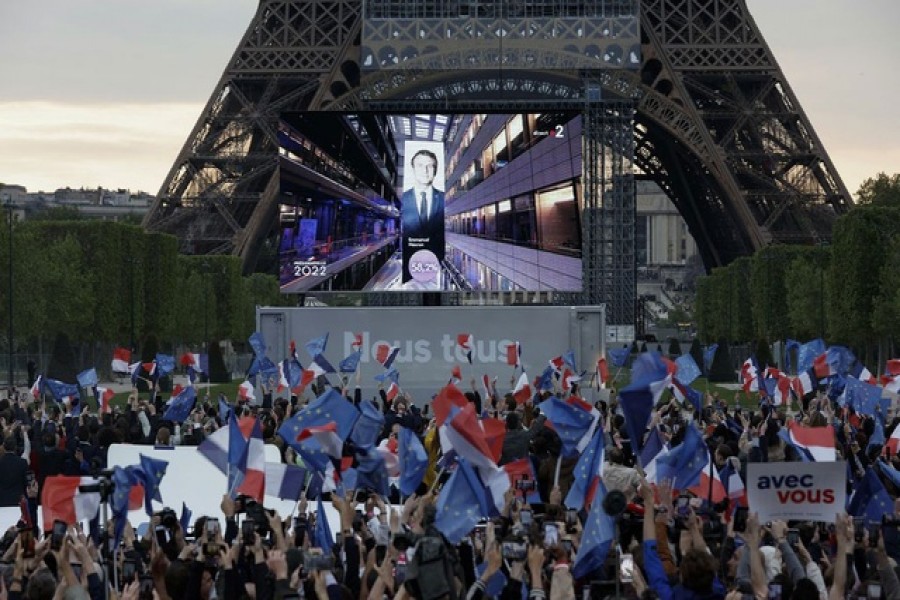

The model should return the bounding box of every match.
[747,461,846,523]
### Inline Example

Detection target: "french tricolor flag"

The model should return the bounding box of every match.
[813,353,834,379]
[440,403,496,471]
[111,347,132,373]
[512,371,532,405]
[30,375,42,400]
[686,450,727,504]
[792,369,815,399]
[375,344,400,369]
[787,421,836,462]
[549,355,566,372]
[235,418,266,502]
[41,476,102,530]
[883,425,900,457]
[886,359,900,377]
[386,381,400,402]
[94,386,114,414]
[740,358,758,393]
[506,342,521,368]
[457,334,473,364]
[561,368,581,392]
[351,333,363,349]
[307,354,335,379]
[297,422,343,459]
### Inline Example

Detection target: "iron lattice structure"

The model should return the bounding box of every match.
[144,0,851,320]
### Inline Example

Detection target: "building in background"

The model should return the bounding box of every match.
[0,184,153,222]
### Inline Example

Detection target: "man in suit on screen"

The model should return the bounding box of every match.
[400,148,446,284]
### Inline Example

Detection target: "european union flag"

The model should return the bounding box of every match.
[867,419,885,453]
[843,377,881,415]
[563,349,578,372]
[564,426,605,510]
[44,378,80,402]
[878,460,900,490]
[797,339,826,373]
[350,400,384,449]
[617,385,654,455]
[248,332,267,358]
[702,344,718,372]
[137,454,169,516]
[278,388,360,466]
[536,365,555,391]
[356,448,390,498]
[76,368,98,389]
[571,480,615,579]
[435,459,491,544]
[218,397,232,424]
[180,502,192,533]
[656,422,706,490]
[374,368,399,384]
[155,354,176,378]
[339,349,362,374]
[399,427,428,497]
[314,498,333,551]
[675,354,702,386]
[305,333,329,359]
[609,347,630,368]
[162,386,196,422]
[536,397,594,457]
[111,466,138,549]
[847,468,893,525]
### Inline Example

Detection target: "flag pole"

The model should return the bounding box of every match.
[553,455,563,488]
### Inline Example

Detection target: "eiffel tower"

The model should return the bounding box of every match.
[144,0,851,324]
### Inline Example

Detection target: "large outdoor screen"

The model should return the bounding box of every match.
[276,111,583,294]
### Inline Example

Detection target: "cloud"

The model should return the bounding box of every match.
[0,101,200,193]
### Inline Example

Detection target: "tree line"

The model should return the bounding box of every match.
[695,172,900,371]
[0,219,287,376]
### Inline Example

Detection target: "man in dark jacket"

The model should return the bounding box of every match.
[0,434,28,506]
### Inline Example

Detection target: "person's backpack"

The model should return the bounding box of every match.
[404,534,462,600]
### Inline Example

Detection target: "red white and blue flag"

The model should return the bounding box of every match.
[457,334,474,364]
[506,342,521,368]
[375,344,400,369]
[111,347,131,374]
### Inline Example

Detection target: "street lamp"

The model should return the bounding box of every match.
[3,195,13,388]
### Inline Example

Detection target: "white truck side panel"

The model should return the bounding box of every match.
[257,305,605,404]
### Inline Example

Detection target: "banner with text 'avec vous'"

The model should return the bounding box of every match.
[747,461,846,523]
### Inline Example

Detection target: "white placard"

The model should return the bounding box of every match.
[747,461,846,523]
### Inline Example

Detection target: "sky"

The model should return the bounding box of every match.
[0,0,897,198]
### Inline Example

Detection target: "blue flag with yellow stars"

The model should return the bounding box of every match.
[656,422,706,491]
[435,458,491,544]
[278,388,360,472]
[536,396,594,457]
[314,497,333,551]
[162,386,196,423]
[564,426,605,511]
[398,426,428,497]
[155,353,176,378]
[572,480,615,579]
[137,454,169,516]
[111,466,139,550]
[847,467,893,526]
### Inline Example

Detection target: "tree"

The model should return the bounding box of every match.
[667,338,682,357]
[46,333,79,383]
[785,248,829,341]
[708,337,734,382]
[856,172,900,207]
[689,338,704,372]
[755,339,773,369]
[207,340,230,383]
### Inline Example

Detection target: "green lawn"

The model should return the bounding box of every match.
[107,380,246,409]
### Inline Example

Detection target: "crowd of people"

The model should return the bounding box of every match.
[0,349,898,600]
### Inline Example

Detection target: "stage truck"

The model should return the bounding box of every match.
[256,305,606,405]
